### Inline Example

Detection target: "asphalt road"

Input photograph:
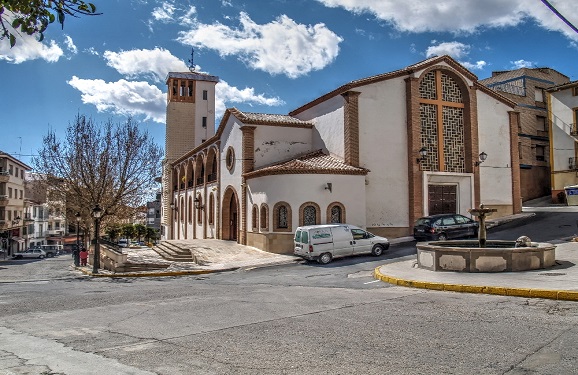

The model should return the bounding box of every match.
[0,211,577,374]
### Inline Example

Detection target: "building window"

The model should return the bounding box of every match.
[252,205,258,231]
[15,167,18,177]
[303,206,316,226]
[278,206,288,228]
[197,195,203,224]
[260,204,269,231]
[226,147,235,172]
[327,203,346,224]
[188,196,193,223]
[573,87,578,96]
[202,116,207,128]
[536,116,547,133]
[299,202,321,226]
[8,187,12,198]
[518,142,523,159]
[203,90,208,100]
[273,202,292,232]
[536,145,546,161]
[209,193,214,225]
[534,87,545,102]
[19,190,23,199]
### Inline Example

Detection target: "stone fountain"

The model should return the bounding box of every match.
[416,205,556,273]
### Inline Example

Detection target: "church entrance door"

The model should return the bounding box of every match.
[428,184,457,215]
[229,194,238,241]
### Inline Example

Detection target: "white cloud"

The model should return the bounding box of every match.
[0,38,63,64]
[67,76,166,123]
[151,1,176,23]
[510,59,535,69]
[461,61,487,70]
[84,47,100,56]
[426,41,470,59]
[64,35,78,55]
[425,41,486,70]
[177,12,343,78]
[103,48,189,82]
[315,0,578,41]
[215,80,285,118]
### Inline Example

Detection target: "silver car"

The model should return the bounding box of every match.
[12,249,47,259]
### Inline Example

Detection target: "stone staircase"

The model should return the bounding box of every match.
[115,262,171,273]
[152,242,197,263]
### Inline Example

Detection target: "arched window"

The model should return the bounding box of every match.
[209,193,214,225]
[252,205,258,231]
[260,204,269,231]
[196,195,203,224]
[327,202,346,224]
[273,202,292,232]
[299,202,321,226]
[179,197,184,221]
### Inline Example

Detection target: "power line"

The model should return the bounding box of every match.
[540,0,578,34]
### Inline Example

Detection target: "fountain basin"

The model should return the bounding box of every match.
[416,240,556,272]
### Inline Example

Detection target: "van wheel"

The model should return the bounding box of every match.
[371,245,384,256]
[46,253,54,258]
[39,255,45,259]
[317,253,332,264]
[437,233,447,241]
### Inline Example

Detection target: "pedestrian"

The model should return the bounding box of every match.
[79,248,88,266]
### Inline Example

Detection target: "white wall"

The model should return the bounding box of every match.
[550,90,578,172]
[293,95,345,158]
[247,174,367,230]
[253,126,313,168]
[220,116,245,191]
[476,93,513,205]
[356,77,410,227]
[425,172,474,217]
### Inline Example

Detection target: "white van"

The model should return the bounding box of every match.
[294,224,390,264]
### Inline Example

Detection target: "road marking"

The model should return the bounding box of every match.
[364,280,380,284]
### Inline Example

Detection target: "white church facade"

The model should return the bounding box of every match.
[161,55,522,254]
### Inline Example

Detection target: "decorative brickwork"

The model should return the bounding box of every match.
[419,71,437,99]
[342,91,361,167]
[442,73,464,103]
[419,103,439,171]
[509,111,522,213]
[442,106,465,173]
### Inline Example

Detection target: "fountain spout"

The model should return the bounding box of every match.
[468,204,497,248]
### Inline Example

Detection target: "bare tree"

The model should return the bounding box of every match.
[33,114,163,228]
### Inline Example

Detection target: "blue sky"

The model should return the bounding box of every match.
[1,0,577,167]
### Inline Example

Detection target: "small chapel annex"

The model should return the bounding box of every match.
[161,55,521,254]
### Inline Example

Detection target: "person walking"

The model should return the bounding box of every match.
[79,248,88,266]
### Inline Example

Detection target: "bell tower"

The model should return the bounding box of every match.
[162,63,219,239]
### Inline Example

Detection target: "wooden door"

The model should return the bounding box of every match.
[428,185,457,215]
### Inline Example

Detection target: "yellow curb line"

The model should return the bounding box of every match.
[76,267,238,278]
[373,268,578,302]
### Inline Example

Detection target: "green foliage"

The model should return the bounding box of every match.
[134,224,146,241]
[145,227,159,243]
[0,1,100,47]
[121,224,136,240]
[106,226,120,242]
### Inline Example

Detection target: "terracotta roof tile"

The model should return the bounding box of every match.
[229,108,313,126]
[244,150,369,179]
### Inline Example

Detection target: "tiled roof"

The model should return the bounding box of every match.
[229,108,314,127]
[244,150,369,179]
[547,80,578,92]
[166,71,219,83]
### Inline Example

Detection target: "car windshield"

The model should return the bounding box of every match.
[415,218,431,226]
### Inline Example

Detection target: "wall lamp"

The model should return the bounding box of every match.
[194,197,204,210]
[416,147,427,164]
[475,151,488,167]
[170,203,178,212]
[324,182,332,193]
[11,216,21,226]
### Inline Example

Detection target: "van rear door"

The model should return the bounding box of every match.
[330,226,353,258]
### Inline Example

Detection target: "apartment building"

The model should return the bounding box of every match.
[480,67,570,201]
[0,152,31,256]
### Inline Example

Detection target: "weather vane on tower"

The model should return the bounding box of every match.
[188,48,195,72]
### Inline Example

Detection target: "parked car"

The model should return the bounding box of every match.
[13,249,47,259]
[117,239,129,248]
[40,244,63,258]
[294,224,390,264]
[413,214,479,241]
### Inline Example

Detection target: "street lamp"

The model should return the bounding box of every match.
[74,212,81,266]
[92,205,102,274]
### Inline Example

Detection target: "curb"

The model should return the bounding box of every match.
[76,266,240,278]
[373,267,578,302]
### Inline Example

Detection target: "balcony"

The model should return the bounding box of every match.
[0,172,8,183]
[188,180,194,188]
[0,196,7,207]
[196,177,205,185]
[569,157,578,170]
[207,173,217,183]
[571,124,578,137]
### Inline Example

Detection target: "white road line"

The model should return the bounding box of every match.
[363,280,380,284]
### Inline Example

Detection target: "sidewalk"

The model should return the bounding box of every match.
[374,241,578,301]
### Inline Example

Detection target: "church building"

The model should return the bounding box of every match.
[161,55,522,254]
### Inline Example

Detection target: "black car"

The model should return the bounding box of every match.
[413,213,479,241]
